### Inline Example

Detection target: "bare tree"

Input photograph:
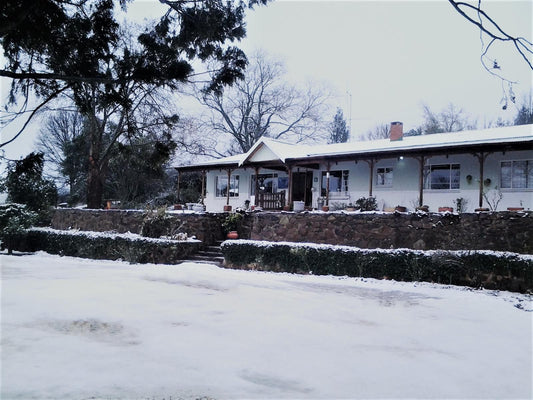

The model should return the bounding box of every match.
[360,123,389,141]
[195,52,330,155]
[448,0,532,108]
[420,103,477,134]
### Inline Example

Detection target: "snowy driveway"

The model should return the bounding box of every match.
[1,252,531,399]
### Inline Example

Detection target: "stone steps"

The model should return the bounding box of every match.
[181,242,225,266]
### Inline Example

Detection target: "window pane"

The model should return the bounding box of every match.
[321,170,345,195]
[451,164,460,189]
[216,175,239,197]
[216,176,228,197]
[430,165,450,190]
[500,161,512,188]
[513,161,527,189]
[377,167,393,186]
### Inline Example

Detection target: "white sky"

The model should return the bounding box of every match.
[1,0,531,162]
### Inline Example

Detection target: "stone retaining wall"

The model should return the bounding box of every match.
[51,209,533,254]
[247,211,532,254]
[51,209,225,245]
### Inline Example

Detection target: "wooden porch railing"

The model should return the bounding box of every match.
[257,192,286,210]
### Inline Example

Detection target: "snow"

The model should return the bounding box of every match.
[1,252,532,399]
[29,227,200,243]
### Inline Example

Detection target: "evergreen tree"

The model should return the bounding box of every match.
[514,95,533,125]
[0,153,58,222]
[328,108,350,143]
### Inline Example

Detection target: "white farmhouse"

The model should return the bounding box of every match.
[175,123,533,213]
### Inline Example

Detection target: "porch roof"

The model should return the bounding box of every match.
[175,124,533,172]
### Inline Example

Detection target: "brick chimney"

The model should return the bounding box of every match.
[390,121,403,141]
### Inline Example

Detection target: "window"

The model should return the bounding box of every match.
[501,160,533,189]
[251,173,279,195]
[215,175,239,197]
[321,170,349,196]
[425,164,460,190]
[376,167,393,187]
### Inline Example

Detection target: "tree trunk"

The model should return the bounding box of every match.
[86,160,105,209]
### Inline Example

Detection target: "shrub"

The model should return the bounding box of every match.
[0,204,38,254]
[221,240,533,293]
[355,196,377,211]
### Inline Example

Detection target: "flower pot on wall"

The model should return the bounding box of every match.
[227,231,239,239]
[322,205,330,212]
[223,205,232,212]
[416,205,429,212]
[173,204,182,210]
[395,206,407,213]
[507,207,524,212]
[438,207,453,213]
[475,207,490,212]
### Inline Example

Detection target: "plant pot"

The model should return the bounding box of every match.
[395,206,407,212]
[226,231,238,239]
[283,205,291,211]
[173,204,182,210]
[223,205,232,212]
[438,207,453,213]
[507,207,524,212]
[322,205,330,212]
[345,207,356,212]
[416,206,429,212]
[475,207,490,212]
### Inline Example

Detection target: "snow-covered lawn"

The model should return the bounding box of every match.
[1,252,531,399]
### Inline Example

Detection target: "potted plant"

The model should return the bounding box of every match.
[507,207,525,212]
[416,205,429,212]
[321,205,330,212]
[395,205,407,212]
[438,207,453,212]
[223,204,232,212]
[222,213,243,239]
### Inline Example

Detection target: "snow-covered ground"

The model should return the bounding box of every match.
[1,252,531,400]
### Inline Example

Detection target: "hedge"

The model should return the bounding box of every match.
[6,228,201,264]
[221,240,533,293]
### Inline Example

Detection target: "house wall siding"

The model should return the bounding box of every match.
[204,150,532,212]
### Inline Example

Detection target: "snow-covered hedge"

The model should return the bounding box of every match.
[10,228,201,264]
[221,240,533,293]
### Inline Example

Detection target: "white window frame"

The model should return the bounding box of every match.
[500,159,533,190]
[424,163,460,190]
[376,166,393,187]
[321,170,349,198]
[215,175,239,198]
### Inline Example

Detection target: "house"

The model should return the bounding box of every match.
[175,123,533,213]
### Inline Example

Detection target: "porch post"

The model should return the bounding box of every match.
[176,170,181,203]
[475,152,489,208]
[226,168,231,206]
[200,170,206,204]
[287,164,293,206]
[418,156,425,207]
[368,159,374,197]
[254,167,260,206]
[325,163,331,206]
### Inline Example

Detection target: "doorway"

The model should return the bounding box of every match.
[292,171,313,207]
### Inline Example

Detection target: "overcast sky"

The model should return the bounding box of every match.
[1,0,531,162]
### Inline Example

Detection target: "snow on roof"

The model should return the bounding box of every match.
[176,124,532,169]
[306,124,532,158]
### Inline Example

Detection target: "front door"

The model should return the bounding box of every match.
[292,171,313,207]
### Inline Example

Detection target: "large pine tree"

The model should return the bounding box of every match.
[328,108,350,144]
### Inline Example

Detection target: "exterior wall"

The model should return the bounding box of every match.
[245,211,532,254]
[204,150,532,212]
[51,208,532,254]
